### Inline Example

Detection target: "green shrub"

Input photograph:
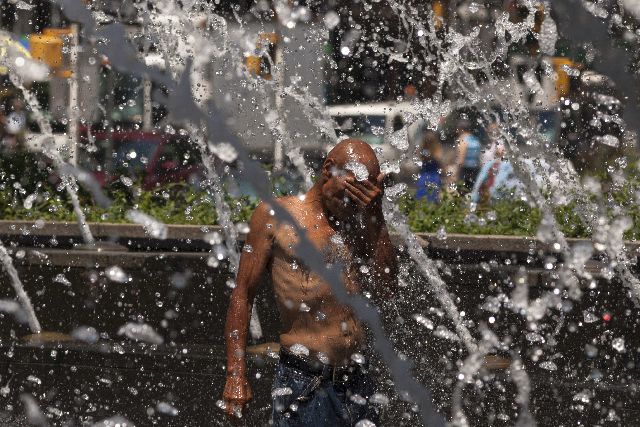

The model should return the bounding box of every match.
[0,179,638,240]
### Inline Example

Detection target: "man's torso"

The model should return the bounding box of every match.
[268,196,365,366]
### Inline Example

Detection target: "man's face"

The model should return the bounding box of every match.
[321,162,376,220]
[321,164,355,220]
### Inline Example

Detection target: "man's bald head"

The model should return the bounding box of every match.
[324,139,380,181]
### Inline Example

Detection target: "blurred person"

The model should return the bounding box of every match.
[3,97,26,153]
[470,143,523,203]
[480,121,502,166]
[454,120,482,190]
[416,130,443,202]
[440,143,459,195]
[222,139,397,426]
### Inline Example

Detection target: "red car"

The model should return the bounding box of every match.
[79,129,204,190]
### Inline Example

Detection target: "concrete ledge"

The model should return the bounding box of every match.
[0,220,221,241]
[0,220,638,257]
[21,248,211,267]
[417,232,640,256]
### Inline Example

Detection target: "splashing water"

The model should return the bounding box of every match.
[19,393,47,427]
[0,57,97,246]
[117,322,164,345]
[2,0,638,425]
[125,210,168,240]
[384,199,478,353]
[0,244,40,333]
[345,162,370,181]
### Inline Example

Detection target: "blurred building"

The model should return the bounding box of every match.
[0,0,631,171]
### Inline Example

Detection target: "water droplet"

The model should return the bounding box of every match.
[463,214,478,225]
[389,127,409,151]
[612,337,625,352]
[314,311,327,322]
[105,266,131,283]
[330,234,345,246]
[368,393,389,405]
[156,401,179,416]
[71,326,99,344]
[526,332,544,343]
[299,302,311,312]
[23,194,37,209]
[412,314,434,330]
[236,222,250,234]
[26,375,41,385]
[19,394,46,426]
[539,361,557,371]
[120,176,134,187]
[118,322,164,345]
[207,256,220,268]
[350,394,367,405]
[204,232,223,245]
[289,343,309,357]
[351,353,366,364]
[54,274,71,286]
[385,182,406,200]
[583,311,598,323]
[584,344,598,358]
[316,352,329,364]
[434,325,459,341]
[126,210,168,239]
[345,162,369,181]
[572,390,592,403]
[272,387,293,397]
[324,11,340,29]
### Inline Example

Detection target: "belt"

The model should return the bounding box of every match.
[278,348,365,383]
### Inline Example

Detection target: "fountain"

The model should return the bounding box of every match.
[0,0,637,425]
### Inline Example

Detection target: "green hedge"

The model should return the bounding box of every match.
[0,176,638,240]
[0,183,258,226]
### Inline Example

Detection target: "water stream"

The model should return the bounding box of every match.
[0,0,638,425]
[0,244,40,333]
[2,54,96,246]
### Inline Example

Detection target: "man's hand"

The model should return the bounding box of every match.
[222,374,253,419]
[344,173,385,213]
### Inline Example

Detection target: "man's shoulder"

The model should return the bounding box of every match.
[254,195,299,214]
[250,196,302,227]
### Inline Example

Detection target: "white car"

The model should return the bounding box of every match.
[326,102,424,180]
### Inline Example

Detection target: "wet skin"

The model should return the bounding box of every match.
[221,139,398,418]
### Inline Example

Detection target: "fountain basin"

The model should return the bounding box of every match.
[0,221,637,424]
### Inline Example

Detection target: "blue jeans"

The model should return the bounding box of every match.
[271,360,380,426]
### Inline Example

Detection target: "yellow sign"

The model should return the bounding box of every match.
[432,1,445,31]
[245,32,279,80]
[551,57,578,99]
[31,28,72,78]
[30,33,64,69]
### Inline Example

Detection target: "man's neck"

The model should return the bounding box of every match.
[304,182,324,204]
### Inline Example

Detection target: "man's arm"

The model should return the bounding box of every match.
[344,175,398,295]
[222,202,274,418]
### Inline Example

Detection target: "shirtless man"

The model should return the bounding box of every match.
[222,139,397,426]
